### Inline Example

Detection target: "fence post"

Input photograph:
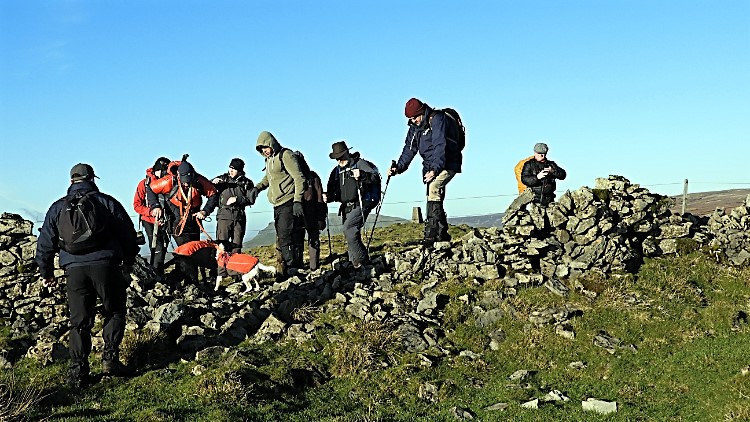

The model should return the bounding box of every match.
[681,179,688,214]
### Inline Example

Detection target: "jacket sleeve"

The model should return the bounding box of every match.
[234,178,255,207]
[396,125,420,173]
[355,159,378,184]
[281,150,306,203]
[521,160,541,187]
[426,113,448,173]
[107,196,139,265]
[326,167,340,203]
[549,161,566,180]
[147,176,171,210]
[199,176,219,215]
[36,201,61,279]
[133,179,150,218]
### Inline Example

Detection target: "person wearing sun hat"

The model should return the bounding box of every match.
[520,142,567,206]
[387,97,463,247]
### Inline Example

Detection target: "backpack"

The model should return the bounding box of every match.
[431,108,466,151]
[353,159,382,207]
[58,192,109,254]
[280,149,321,201]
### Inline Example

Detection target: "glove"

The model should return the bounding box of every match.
[121,264,134,282]
[247,187,259,205]
[293,202,304,217]
[318,219,326,230]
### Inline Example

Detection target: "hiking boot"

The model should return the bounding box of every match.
[102,350,132,377]
[102,358,132,377]
[67,362,90,390]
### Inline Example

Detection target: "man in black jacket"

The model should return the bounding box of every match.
[212,158,254,253]
[36,163,139,389]
[324,141,379,271]
[520,143,567,206]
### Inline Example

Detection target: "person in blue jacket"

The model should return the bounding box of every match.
[36,163,139,389]
[388,97,463,246]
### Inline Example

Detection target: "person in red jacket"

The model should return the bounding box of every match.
[133,157,170,276]
[147,161,219,246]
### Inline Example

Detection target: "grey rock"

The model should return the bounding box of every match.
[582,398,617,414]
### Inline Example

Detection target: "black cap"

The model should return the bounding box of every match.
[229,158,245,172]
[178,162,196,184]
[70,163,98,181]
[152,157,170,173]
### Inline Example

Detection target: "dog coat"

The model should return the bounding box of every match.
[173,240,260,273]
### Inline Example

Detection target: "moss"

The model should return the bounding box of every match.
[676,238,700,255]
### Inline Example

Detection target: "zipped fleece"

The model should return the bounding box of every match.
[254,131,305,206]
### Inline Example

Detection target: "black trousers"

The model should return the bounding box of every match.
[173,218,200,246]
[274,200,305,268]
[216,217,246,252]
[142,219,168,276]
[66,262,126,364]
[341,203,371,266]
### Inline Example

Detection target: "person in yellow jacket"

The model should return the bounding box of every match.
[248,131,306,275]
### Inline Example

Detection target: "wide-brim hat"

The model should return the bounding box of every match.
[329,141,351,159]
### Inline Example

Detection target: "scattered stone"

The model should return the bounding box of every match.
[482,402,508,411]
[520,398,539,409]
[449,406,474,420]
[582,398,617,414]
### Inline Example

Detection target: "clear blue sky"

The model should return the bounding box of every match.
[1,1,748,242]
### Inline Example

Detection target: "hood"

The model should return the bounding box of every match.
[67,180,99,196]
[256,131,282,154]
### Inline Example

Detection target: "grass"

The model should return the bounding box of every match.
[3,224,750,420]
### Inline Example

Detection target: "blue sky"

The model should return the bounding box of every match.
[1,1,748,242]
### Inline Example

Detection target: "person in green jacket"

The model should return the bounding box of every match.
[249,131,306,275]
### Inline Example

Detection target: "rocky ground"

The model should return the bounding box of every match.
[2,175,750,412]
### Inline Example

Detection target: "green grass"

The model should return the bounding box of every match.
[4,225,750,421]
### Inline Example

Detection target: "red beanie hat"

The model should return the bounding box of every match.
[404,98,425,118]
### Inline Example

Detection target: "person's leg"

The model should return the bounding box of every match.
[216,219,231,243]
[66,265,96,386]
[274,201,296,273]
[343,206,368,267]
[426,170,456,243]
[232,217,246,253]
[90,263,128,374]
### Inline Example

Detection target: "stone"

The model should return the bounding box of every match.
[582,398,617,414]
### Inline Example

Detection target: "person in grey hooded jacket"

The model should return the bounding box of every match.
[250,131,306,275]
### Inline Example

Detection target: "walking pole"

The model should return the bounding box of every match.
[326,212,333,270]
[366,160,395,252]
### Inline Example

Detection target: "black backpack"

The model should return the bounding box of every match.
[352,159,382,206]
[58,192,109,254]
[431,108,466,151]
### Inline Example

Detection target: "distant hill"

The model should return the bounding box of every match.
[243,213,409,248]
[669,189,750,216]
[448,213,504,228]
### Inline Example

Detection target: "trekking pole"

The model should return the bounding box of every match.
[150,218,160,266]
[366,160,395,252]
[355,179,368,254]
[326,211,333,270]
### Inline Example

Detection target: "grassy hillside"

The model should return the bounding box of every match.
[3,222,750,421]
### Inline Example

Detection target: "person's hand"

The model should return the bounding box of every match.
[293,202,304,217]
[537,168,550,180]
[194,210,207,220]
[121,264,134,282]
[387,166,398,177]
[41,277,56,288]
[212,177,221,184]
[322,193,328,203]
[247,187,259,205]
[351,169,360,180]
[226,197,237,206]
[318,220,326,230]
[151,207,163,220]
[423,170,436,183]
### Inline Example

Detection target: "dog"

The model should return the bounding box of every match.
[165,240,275,293]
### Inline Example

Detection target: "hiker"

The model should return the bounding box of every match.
[133,156,171,277]
[293,150,327,271]
[147,160,219,246]
[249,131,306,275]
[212,158,254,253]
[324,141,380,271]
[36,163,139,389]
[387,97,463,246]
[520,142,567,206]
